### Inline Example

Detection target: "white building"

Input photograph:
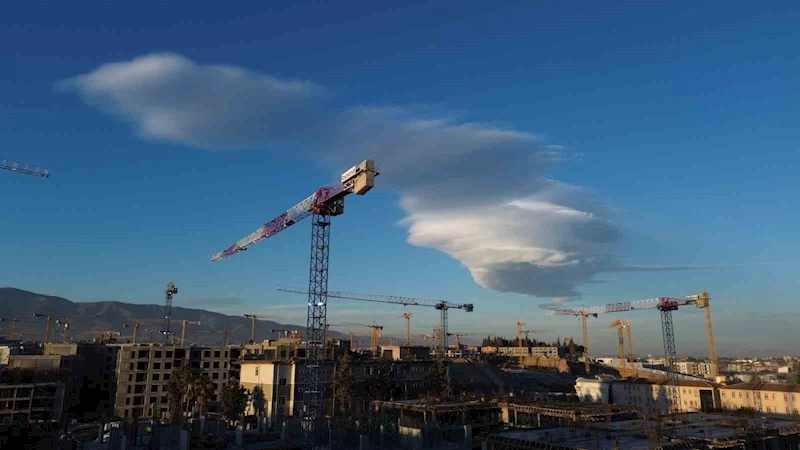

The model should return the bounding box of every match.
[574,377,610,403]
[778,366,793,374]
[0,345,19,366]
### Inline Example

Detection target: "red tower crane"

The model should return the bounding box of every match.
[212,159,377,450]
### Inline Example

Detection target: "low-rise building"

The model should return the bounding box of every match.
[240,359,433,426]
[0,346,19,366]
[719,382,800,416]
[0,383,65,423]
[530,347,561,358]
[379,345,430,361]
[575,378,720,415]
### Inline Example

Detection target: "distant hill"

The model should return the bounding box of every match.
[0,287,344,345]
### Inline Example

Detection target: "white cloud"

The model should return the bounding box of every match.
[61,53,624,300]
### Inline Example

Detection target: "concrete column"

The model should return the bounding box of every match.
[236,425,244,447]
[179,429,189,450]
[109,428,121,450]
[359,434,370,450]
[464,424,473,448]
[514,410,518,426]
[537,413,542,428]
[281,421,288,442]
[380,424,385,448]
[97,423,104,442]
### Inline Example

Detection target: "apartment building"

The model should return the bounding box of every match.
[675,361,713,379]
[530,347,561,358]
[114,344,238,419]
[240,359,433,426]
[481,346,560,358]
[719,382,800,416]
[0,383,65,423]
[8,354,84,419]
[44,343,118,420]
[575,378,719,415]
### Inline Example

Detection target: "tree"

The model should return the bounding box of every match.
[220,380,251,426]
[252,385,266,417]
[168,362,194,423]
[792,371,800,385]
[193,374,216,415]
[365,359,395,401]
[424,356,449,399]
[333,353,355,414]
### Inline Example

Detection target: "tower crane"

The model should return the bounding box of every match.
[1,158,49,178]
[516,322,527,365]
[278,287,474,351]
[123,323,140,344]
[211,160,377,450]
[402,312,412,346]
[0,318,19,339]
[540,290,715,413]
[447,332,478,348]
[33,314,71,344]
[162,282,178,343]
[221,329,230,346]
[179,320,201,346]
[332,323,383,356]
[244,314,260,344]
[609,320,635,377]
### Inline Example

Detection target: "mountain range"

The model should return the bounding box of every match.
[0,287,344,345]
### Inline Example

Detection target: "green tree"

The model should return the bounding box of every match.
[168,362,194,423]
[220,380,251,426]
[365,359,395,401]
[424,356,449,399]
[333,353,355,414]
[792,371,800,385]
[252,385,266,417]
[192,374,216,415]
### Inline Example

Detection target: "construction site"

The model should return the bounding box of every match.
[3,156,800,450]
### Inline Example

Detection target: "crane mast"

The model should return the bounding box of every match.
[212,159,377,450]
[163,282,178,343]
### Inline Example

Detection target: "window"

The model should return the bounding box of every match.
[136,373,147,382]
[137,362,148,371]
[149,397,156,405]
[279,378,287,386]
[746,393,750,399]
[164,362,172,370]
[138,350,149,359]
[785,394,789,401]
[214,351,220,358]
[204,351,211,358]
[767,406,772,413]
[203,362,210,369]
[166,351,173,358]
[127,386,132,394]
[152,374,160,381]
[161,396,168,404]
[126,398,130,405]
[212,373,219,380]
[163,385,169,392]
[151,385,158,392]
[163,373,171,381]
[154,362,161,370]
[213,362,219,369]
[129,362,134,370]
[255,367,259,376]
[128,374,133,382]
[223,373,227,379]
[224,351,228,358]
[155,351,162,358]
[722,392,726,397]
[130,351,135,359]
[224,362,228,368]
[279,396,286,405]
[772,394,776,400]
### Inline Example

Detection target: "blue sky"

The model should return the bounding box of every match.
[1,1,798,356]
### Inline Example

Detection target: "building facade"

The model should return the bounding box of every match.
[719,382,800,416]
[44,343,118,420]
[240,359,433,426]
[0,383,65,423]
[113,344,239,419]
[575,378,720,415]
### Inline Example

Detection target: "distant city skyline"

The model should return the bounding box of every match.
[2,2,799,356]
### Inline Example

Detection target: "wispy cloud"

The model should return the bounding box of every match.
[60,53,682,301]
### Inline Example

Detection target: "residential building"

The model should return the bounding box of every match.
[113,344,238,419]
[240,359,433,426]
[0,383,65,423]
[575,378,719,415]
[8,354,83,419]
[44,343,118,420]
[530,346,561,358]
[778,366,794,374]
[0,346,19,366]
[719,382,800,416]
[574,377,610,403]
[379,345,430,361]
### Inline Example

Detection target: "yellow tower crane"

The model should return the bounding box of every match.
[179,320,201,346]
[609,320,635,377]
[243,314,259,344]
[402,312,412,346]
